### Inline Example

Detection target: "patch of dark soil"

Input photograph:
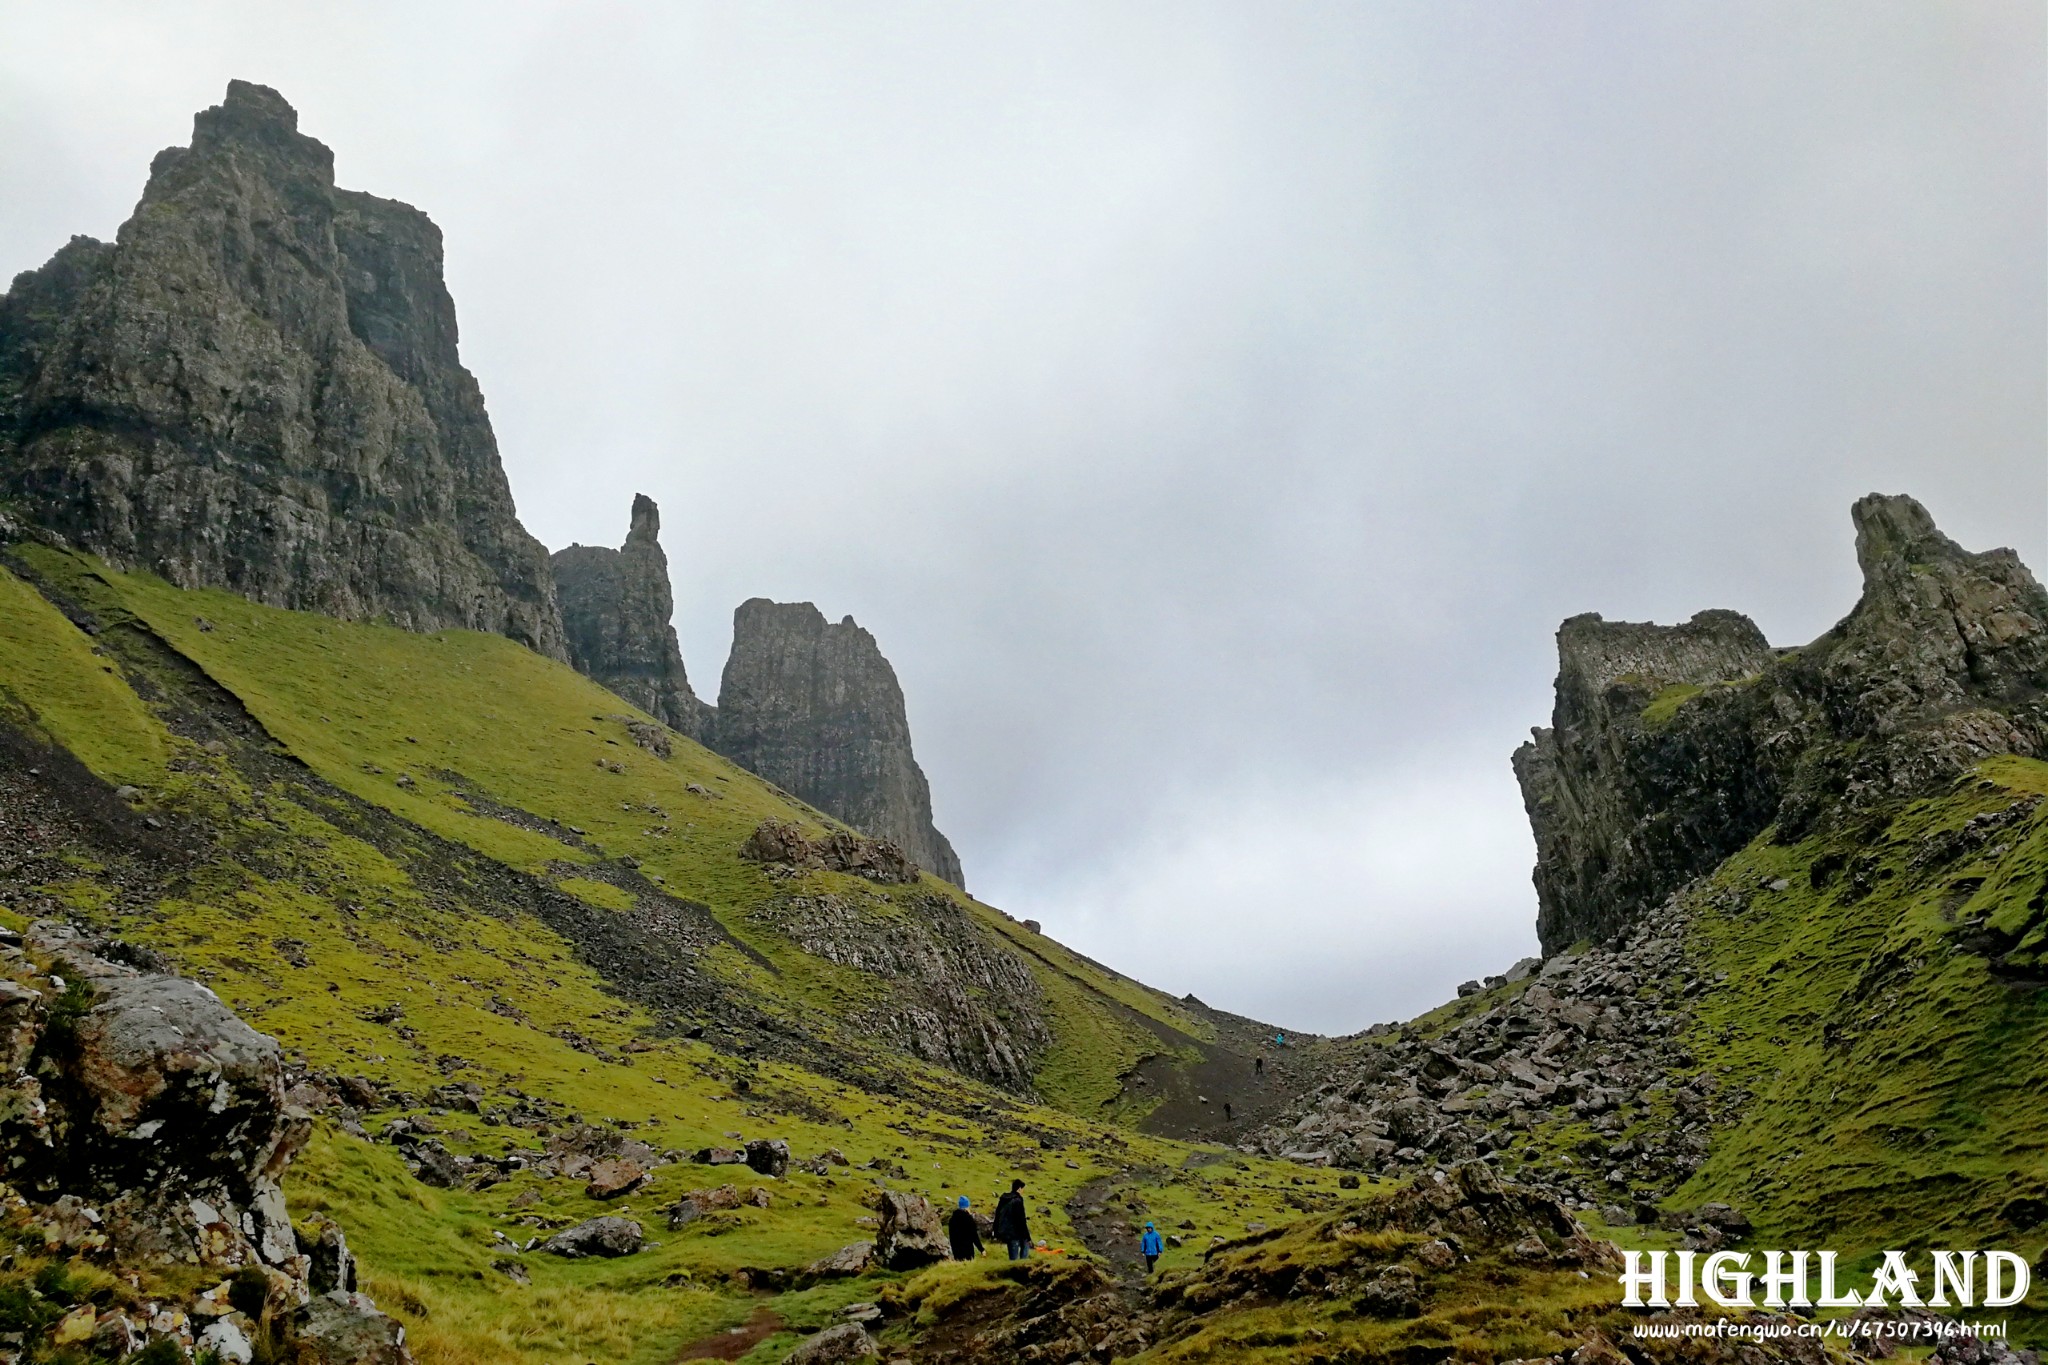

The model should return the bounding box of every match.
[0,720,193,933]
[1126,1026,1330,1145]
[671,1305,783,1361]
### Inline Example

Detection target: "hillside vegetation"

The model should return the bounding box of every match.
[0,545,1347,1364]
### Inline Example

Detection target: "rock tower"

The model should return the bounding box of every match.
[0,81,565,657]
[553,495,709,737]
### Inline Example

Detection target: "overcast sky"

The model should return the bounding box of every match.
[4,3,2042,1032]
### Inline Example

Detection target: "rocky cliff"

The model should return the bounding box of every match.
[713,598,965,888]
[1515,492,2048,952]
[0,81,565,658]
[552,495,709,736]
[549,497,964,885]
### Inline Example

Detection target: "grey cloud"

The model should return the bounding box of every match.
[3,1,2040,1031]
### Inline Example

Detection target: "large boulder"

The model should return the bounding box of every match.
[745,1137,790,1179]
[540,1216,643,1258]
[585,1158,648,1199]
[872,1189,947,1271]
[15,923,305,1271]
[299,1218,359,1295]
[293,1291,414,1365]
[0,923,415,1361]
[806,1242,875,1279]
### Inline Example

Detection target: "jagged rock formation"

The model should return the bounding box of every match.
[1516,493,2048,951]
[713,598,964,887]
[1511,610,1778,952]
[6,920,412,1362]
[0,80,565,658]
[550,496,965,887]
[552,495,708,735]
[739,819,920,884]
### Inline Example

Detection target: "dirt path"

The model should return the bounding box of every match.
[672,1305,784,1361]
[1063,1173,1155,1291]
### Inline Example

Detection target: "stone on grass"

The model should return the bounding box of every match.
[540,1216,643,1258]
[197,1317,255,1365]
[872,1189,947,1271]
[585,1158,648,1199]
[806,1242,874,1278]
[293,1291,413,1364]
[782,1322,878,1363]
[745,1137,790,1179]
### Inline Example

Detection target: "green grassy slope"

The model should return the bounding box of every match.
[0,547,1348,1365]
[0,562,167,785]
[16,546,1220,1101]
[1676,754,2048,1263]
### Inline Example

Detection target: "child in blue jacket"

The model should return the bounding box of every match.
[1140,1222,1164,1273]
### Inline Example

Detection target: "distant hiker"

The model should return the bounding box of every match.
[1254,1056,1264,1078]
[1223,1101,1233,1121]
[1275,1032,1286,1048]
[994,1179,1031,1260]
[1141,1222,1163,1274]
[948,1195,983,1261]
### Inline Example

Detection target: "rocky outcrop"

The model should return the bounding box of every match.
[2,920,412,1361]
[11,922,304,1271]
[747,891,1051,1092]
[713,599,964,886]
[894,1165,1846,1365]
[540,1215,644,1258]
[547,500,965,887]
[1516,494,2048,951]
[552,495,709,735]
[739,819,919,884]
[1512,610,1778,951]
[0,81,565,658]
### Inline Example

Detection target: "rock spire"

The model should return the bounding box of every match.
[551,496,966,887]
[553,494,709,736]
[0,80,565,658]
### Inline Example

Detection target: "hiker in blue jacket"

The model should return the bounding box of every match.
[948,1195,983,1261]
[1140,1221,1164,1274]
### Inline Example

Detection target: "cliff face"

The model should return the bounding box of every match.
[552,495,709,737]
[1516,493,2048,952]
[0,81,565,658]
[714,599,965,888]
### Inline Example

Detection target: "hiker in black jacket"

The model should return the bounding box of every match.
[993,1179,1031,1259]
[948,1196,983,1260]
